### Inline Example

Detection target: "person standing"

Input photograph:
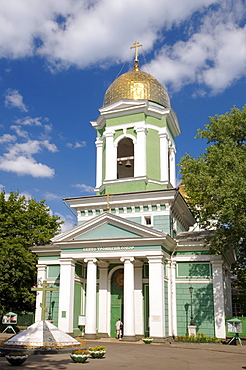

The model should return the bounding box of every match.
[115,318,123,339]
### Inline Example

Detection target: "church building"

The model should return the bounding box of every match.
[32,43,235,341]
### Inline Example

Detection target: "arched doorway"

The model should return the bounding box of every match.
[110,268,124,337]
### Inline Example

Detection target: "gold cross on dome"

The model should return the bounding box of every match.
[130,41,143,60]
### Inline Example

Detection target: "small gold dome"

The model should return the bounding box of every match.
[103,63,170,108]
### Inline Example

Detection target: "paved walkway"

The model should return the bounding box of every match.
[1,338,246,369]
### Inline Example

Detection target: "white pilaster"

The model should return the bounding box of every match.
[159,129,169,182]
[120,257,135,339]
[35,264,46,322]
[211,261,226,338]
[134,261,144,336]
[84,258,98,337]
[134,125,147,177]
[105,130,116,180]
[98,261,109,336]
[148,256,165,338]
[58,258,75,333]
[169,146,176,188]
[95,138,103,188]
[169,260,177,336]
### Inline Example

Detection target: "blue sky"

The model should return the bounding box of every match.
[0,0,245,231]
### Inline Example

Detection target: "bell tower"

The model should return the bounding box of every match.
[91,43,181,195]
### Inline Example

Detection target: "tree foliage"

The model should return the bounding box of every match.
[0,190,62,316]
[179,105,246,260]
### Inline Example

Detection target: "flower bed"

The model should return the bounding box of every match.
[5,352,28,366]
[174,333,220,343]
[142,337,153,344]
[88,346,107,358]
[70,349,90,363]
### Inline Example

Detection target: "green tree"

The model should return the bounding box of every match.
[0,190,62,316]
[179,106,246,287]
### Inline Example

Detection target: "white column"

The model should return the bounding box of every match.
[134,261,144,336]
[148,256,165,338]
[95,138,103,188]
[169,146,176,188]
[35,264,46,322]
[105,130,116,180]
[121,257,135,339]
[169,261,178,336]
[84,258,98,338]
[159,129,169,182]
[58,258,75,333]
[98,261,108,336]
[211,261,226,338]
[134,125,147,177]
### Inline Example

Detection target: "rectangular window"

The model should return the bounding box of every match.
[144,216,152,226]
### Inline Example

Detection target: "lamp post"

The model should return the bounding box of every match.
[48,290,53,321]
[189,286,194,326]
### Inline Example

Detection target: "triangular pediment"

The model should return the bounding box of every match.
[52,212,167,243]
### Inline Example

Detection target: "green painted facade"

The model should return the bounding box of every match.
[175,262,214,336]
[176,282,215,337]
[153,215,171,234]
[176,262,212,279]
[110,268,124,337]
[76,223,141,240]
[146,128,160,180]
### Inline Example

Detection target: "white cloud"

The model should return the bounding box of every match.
[0,133,16,143]
[67,141,87,149]
[0,155,55,177]
[15,116,42,126]
[0,139,58,177]
[0,1,245,94]
[44,192,61,200]
[55,212,76,232]
[144,2,246,94]
[10,125,29,138]
[73,183,95,193]
[4,88,28,112]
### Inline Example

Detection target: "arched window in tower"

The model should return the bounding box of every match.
[117,138,134,178]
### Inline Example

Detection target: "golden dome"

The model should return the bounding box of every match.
[103,62,170,108]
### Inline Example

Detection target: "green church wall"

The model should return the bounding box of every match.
[127,127,136,137]
[146,128,160,180]
[76,223,141,239]
[104,180,148,194]
[106,113,145,127]
[47,265,60,279]
[46,283,59,326]
[126,216,142,223]
[176,283,215,337]
[153,215,171,234]
[143,283,149,337]
[110,268,124,337]
[73,281,83,335]
[114,129,123,140]
[39,256,60,260]
[176,262,212,279]
[146,115,167,128]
